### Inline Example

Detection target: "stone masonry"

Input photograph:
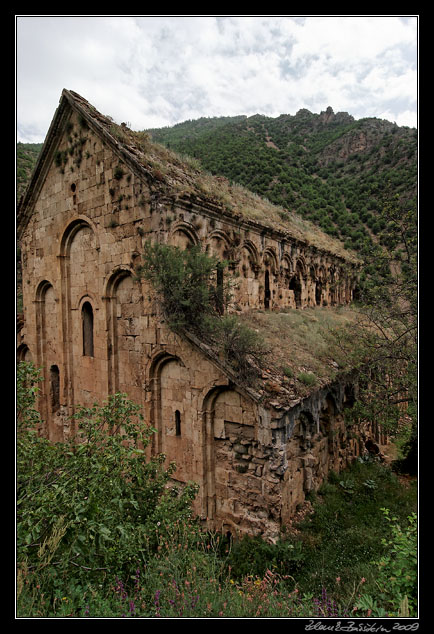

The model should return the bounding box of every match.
[17,90,379,541]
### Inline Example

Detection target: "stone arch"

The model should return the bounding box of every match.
[280,253,293,277]
[105,267,143,400]
[329,266,337,306]
[279,254,293,307]
[289,258,306,308]
[59,215,100,257]
[315,266,326,306]
[59,218,100,410]
[237,240,261,308]
[206,229,232,259]
[201,385,256,528]
[261,247,278,309]
[17,343,32,362]
[206,230,232,313]
[294,256,307,279]
[240,240,260,277]
[263,246,278,274]
[148,351,194,483]
[35,280,60,439]
[169,220,199,249]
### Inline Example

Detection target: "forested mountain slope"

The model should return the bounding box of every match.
[16,107,417,256]
[17,142,43,202]
[147,107,417,254]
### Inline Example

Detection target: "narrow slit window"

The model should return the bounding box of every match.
[175,410,181,436]
[50,365,60,412]
[216,263,224,315]
[264,270,271,309]
[82,301,94,357]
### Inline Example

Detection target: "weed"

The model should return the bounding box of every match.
[297,372,317,386]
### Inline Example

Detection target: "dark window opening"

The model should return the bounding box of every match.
[82,301,94,357]
[289,276,302,308]
[175,410,181,436]
[264,270,271,309]
[216,263,224,315]
[50,365,60,412]
[315,281,322,305]
[344,384,356,408]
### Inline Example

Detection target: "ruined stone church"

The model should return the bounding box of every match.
[17,90,380,540]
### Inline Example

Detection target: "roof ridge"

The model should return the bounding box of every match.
[17,90,360,265]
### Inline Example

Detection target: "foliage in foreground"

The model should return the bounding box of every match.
[16,362,417,618]
[17,362,199,612]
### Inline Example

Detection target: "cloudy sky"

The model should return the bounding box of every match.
[16,15,418,144]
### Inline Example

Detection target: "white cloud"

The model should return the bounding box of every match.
[16,15,418,143]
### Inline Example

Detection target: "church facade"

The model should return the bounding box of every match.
[17,90,377,540]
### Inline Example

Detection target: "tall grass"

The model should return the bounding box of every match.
[17,457,417,618]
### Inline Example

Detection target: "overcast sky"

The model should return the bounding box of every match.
[16,15,418,144]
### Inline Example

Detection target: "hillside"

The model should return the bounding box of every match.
[16,106,417,257]
[16,142,43,202]
[147,107,417,254]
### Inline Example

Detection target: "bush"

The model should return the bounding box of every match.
[297,371,317,387]
[225,534,305,581]
[354,509,417,617]
[138,242,266,384]
[204,314,267,382]
[16,363,199,614]
[137,241,228,334]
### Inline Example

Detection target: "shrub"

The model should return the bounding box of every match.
[137,241,227,334]
[297,371,317,387]
[16,364,199,613]
[204,314,267,382]
[353,509,417,617]
[137,242,265,383]
[225,534,305,580]
[114,165,125,180]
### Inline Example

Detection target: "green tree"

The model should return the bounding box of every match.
[137,242,266,384]
[136,241,230,334]
[17,362,199,600]
[335,193,417,469]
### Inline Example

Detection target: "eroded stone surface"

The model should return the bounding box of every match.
[17,90,378,540]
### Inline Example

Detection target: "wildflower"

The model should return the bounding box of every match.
[336,577,341,583]
[361,577,366,584]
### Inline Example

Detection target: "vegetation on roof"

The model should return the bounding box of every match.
[68,90,359,263]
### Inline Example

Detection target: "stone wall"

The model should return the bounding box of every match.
[18,102,367,540]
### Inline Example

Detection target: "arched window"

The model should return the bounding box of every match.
[82,301,94,357]
[175,410,181,436]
